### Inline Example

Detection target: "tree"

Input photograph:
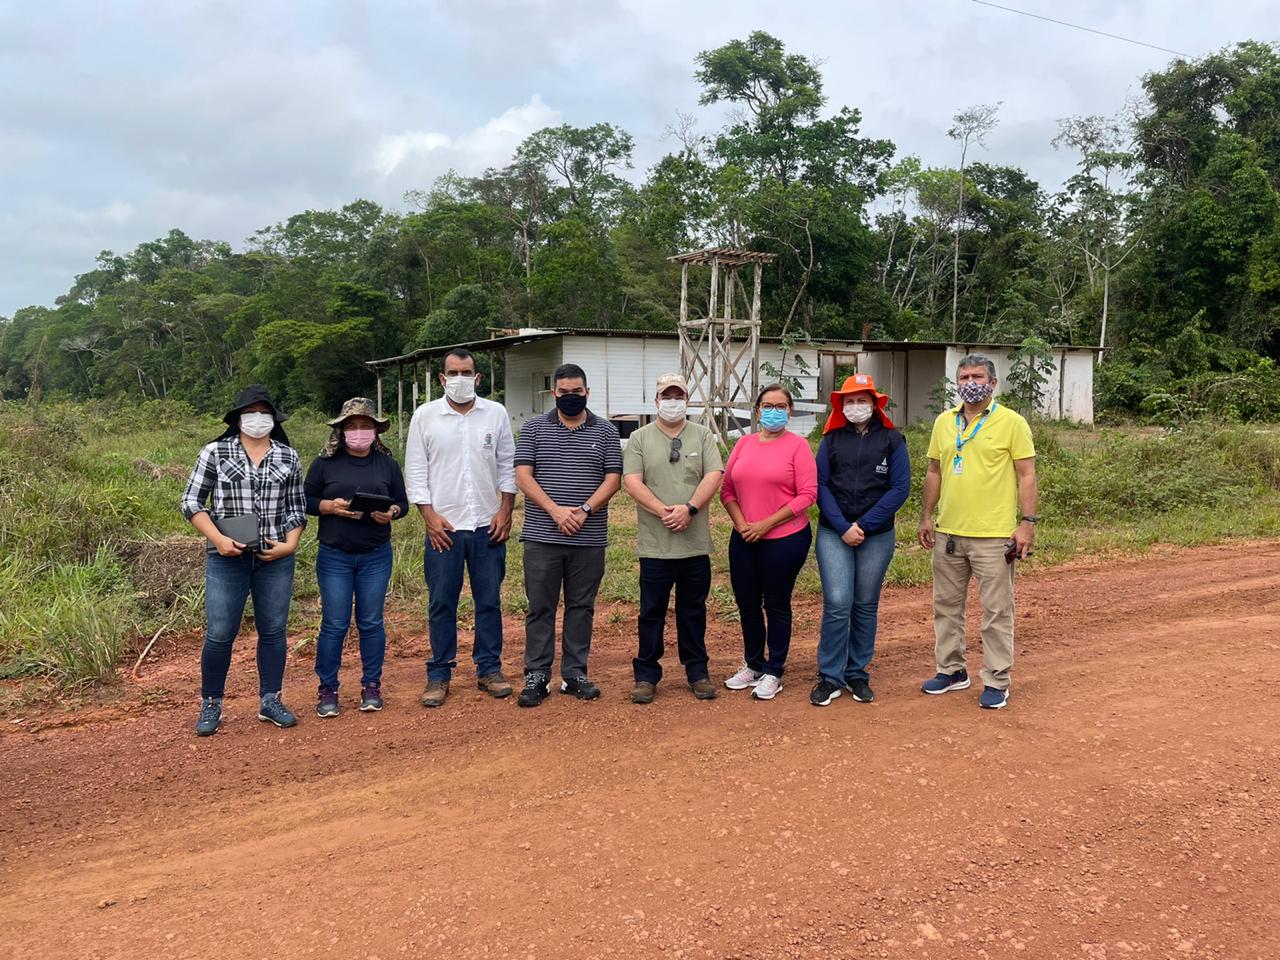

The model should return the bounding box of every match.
[947,103,1000,341]
[1052,115,1138,360]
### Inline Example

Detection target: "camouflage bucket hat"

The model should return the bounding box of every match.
[326,397,391,432]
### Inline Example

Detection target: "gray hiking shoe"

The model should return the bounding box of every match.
[195,696,223,736]
[258,692,298,728]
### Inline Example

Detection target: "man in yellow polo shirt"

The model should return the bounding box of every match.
[917,354,1038,709]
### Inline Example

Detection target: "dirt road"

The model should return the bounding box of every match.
[2,543,1278,960]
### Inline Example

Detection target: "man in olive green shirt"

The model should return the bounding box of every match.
[622,374,724,704]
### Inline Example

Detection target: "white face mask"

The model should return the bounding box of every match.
[240,412,274,438]
[844,401,874,424]
[657,398,687,423]
[443,375,476,403]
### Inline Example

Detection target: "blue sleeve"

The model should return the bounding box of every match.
[815,437,852,535]
[857,437,911,533]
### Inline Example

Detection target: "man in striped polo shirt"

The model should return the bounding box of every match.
[514,363,623,707]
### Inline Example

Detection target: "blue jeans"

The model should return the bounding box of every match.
[424,529,507,681]
[314,542,393,690]
[201,551,296,698]
[815,524,896,685]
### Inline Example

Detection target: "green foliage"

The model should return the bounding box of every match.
[3,35,1280,426]
[1004,335,1055,414]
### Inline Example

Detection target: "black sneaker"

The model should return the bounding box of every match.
[316,686,340,718]
[258,692,298,728]
[809,679,843,707]
[560,676,601,701]
[195,696,222,736]
[849,679,875,703]
[518,672,551,708]
[360,682,383,712]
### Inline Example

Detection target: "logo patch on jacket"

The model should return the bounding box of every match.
[875,458,888,474]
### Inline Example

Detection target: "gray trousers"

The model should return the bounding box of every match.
[522,540,607,679]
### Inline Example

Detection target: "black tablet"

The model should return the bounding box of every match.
[348,490,395,514]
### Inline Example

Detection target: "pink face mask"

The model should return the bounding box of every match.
[345,428,376,452]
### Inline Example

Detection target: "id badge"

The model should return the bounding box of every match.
[952,456,964,476]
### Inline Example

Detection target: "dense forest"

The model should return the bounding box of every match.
[2,33,1279,421]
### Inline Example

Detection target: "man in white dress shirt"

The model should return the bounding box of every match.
[405,347,517,707]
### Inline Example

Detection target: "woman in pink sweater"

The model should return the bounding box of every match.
[720,384,818,700]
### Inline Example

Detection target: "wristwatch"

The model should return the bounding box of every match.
[1021,515,1039,523]
[686,502,699,516]
[579,502,593,516]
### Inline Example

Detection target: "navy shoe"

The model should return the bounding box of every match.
[921,670,971,695]
[195,696,222,736]
[360,682,383,712]
[979,686,1010,709]
[316,686,340,718]
[258,692,298,728]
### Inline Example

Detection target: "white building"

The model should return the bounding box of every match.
[367,327,1098,441]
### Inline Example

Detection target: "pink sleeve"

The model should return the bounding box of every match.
[719,442,740,505]
[785,437,817,516]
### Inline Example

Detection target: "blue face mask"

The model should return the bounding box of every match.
[759,408,789,432]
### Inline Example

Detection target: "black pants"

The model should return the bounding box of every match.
[633,555,712,684]
[522,540,607,679]
[728,525,812,678]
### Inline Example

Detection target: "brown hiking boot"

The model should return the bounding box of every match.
[420,679,449,708]
[689,678,718,700]
[631,681,656,704]
[477,672,513,698]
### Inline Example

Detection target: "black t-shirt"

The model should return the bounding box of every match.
[304,448,410,553]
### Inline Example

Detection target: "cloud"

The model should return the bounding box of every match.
[365,94,563,185]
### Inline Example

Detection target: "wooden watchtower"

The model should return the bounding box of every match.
[669,247,777,445]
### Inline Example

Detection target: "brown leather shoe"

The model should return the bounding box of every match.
[420,679,449,708]
[631,681,656,704]
[477,672,513,698]
[689,678,718,700]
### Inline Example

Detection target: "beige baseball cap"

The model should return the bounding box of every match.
[655,373,688,395]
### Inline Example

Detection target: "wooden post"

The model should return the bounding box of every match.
[397,363,404,446]
[680,263,689,326]
[376,373,383,417]
[411,362,419,410]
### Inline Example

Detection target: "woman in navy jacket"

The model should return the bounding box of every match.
[811,373,910,707]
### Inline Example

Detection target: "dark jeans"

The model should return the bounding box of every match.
[815,524,896,685]
[522,540,606,679]
[423,529,507,682]
[201,551,295,699]
[634,555,712,684]
[314,541,393,690]
[727,525,812,678]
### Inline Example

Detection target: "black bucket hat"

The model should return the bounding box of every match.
[216,384,291,444]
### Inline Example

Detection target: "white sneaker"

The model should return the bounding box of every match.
[724,663,762,690]
[752,674,783,700]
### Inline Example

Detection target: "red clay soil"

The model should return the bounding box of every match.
[2,542,1278,960]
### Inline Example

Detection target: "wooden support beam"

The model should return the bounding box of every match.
[397,363,404,446]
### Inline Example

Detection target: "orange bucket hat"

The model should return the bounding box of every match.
[823,372,895,433]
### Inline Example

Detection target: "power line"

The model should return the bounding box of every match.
[970,0,1193,59]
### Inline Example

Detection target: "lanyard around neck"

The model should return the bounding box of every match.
[955,402,997,453]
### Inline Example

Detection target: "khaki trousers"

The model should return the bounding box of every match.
[931,535,1015,690]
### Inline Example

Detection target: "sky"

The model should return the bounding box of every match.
[1,0,1275,316]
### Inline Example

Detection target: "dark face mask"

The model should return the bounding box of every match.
[556,393,588,416]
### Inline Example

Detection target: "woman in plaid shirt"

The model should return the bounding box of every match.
[181,385,307,737]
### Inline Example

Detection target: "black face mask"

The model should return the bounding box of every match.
[556,393,588,416]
